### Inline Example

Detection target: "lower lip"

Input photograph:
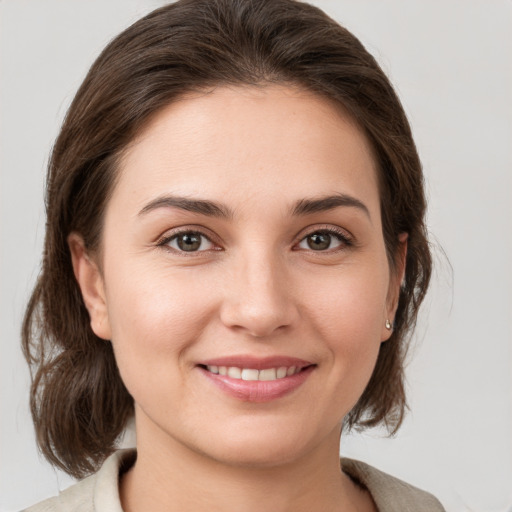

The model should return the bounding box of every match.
[198,366,315,402]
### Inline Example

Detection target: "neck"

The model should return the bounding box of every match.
[120,417,372,512]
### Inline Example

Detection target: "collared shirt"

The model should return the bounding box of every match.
[24,449,445,512]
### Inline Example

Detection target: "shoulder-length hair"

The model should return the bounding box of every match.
[23,0,431,479]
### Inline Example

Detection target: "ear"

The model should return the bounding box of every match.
[382,233,408,341]
[68,233,111,340]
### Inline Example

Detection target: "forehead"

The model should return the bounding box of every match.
[112,85,380,218]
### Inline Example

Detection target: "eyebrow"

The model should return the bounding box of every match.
[138,193,370,220]
[138,196,233,218]
[291,193,371,219]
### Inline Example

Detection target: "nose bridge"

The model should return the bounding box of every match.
[220,244,297,337]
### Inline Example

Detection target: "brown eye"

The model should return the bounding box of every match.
[298,229,348,251]
[306,232,332,250]
[167,232,213,252]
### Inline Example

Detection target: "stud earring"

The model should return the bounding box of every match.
[385,319,393,330]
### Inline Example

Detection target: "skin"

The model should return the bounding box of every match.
[70,85,405,512]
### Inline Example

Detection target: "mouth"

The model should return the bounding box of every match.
[196,356,315,402]
[200,364,303,381]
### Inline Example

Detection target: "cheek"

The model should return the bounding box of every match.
[103,262,217,391]
[307,264,388,341]
[304,266,388,395]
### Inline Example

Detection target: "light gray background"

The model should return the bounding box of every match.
[1,1,511,511]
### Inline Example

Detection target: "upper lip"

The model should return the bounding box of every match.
[198,355,314,370]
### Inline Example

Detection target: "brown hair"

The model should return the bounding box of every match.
[23,0,431,478]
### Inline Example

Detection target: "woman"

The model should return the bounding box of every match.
[22,0,444,510]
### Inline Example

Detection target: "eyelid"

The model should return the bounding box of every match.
[153,223,354,254]
[155,225,222,253]
[293,224,354,250]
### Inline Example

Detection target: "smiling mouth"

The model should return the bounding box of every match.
[196,355,316,401]
[201,365,304,381]
[197,360,315,402]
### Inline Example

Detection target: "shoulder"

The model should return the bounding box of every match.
[341,457,446,512]
[22,450,135,512]
[22,475,95,512]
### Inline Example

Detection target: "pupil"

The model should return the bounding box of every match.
[307,232,330,250]
[177,233,201,251]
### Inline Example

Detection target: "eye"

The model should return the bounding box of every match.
[165,231,214,252]
[297,229,351,251]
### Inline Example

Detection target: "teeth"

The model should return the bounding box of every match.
[241,368,259,381]
[206,365,302,381]
[286,366,296,376]
[259,368,277,381]
[227,367,242,379]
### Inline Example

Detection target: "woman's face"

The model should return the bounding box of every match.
[73,85,402,467]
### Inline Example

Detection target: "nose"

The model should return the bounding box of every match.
[219,250,299,338]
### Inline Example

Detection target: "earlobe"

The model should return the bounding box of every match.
[68,233,111,340]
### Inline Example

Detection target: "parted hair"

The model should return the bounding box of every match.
[22,0,431,479]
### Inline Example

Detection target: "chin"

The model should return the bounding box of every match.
[203,440,307,469]
[188,421,327,469]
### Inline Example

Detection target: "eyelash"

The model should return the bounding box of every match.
[156,226,354,255]
[156,229,219,255]
[296,226,354,252]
